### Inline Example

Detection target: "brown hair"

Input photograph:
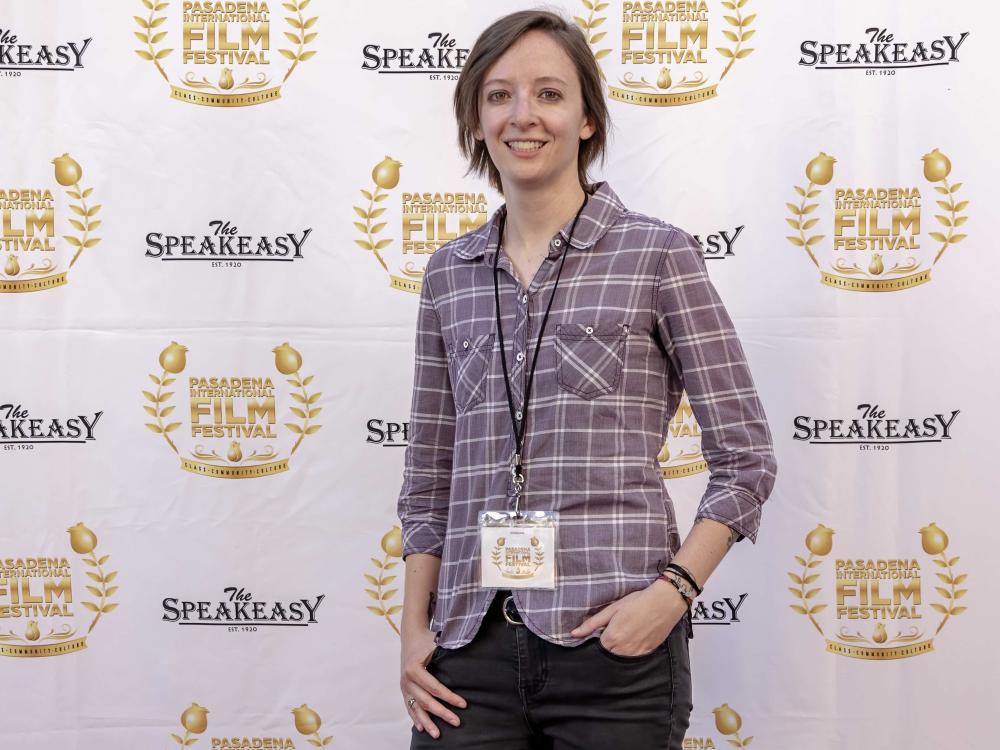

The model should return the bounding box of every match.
[453,9,611,194]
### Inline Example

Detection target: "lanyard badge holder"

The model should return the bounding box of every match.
[479,193,589,591]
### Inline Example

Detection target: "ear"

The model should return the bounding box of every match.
[580,112,596,141]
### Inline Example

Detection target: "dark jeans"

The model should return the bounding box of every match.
[411,590,693,749]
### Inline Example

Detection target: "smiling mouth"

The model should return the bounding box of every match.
[506,140,547,152]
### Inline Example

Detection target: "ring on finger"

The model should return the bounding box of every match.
[407,696,417,709]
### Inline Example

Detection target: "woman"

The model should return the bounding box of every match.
[397,9,776,749]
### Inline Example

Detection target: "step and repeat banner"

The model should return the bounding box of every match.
[2,1,998,748]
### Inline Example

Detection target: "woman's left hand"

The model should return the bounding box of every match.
[569,579,688,657]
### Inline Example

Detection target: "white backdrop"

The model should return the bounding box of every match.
[2,1,999,748]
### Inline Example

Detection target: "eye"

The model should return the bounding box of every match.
[487,90,509,102]
[540,89,562,100]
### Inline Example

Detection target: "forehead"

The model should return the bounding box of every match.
[482,29,578,85]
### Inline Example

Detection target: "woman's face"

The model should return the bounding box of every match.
[475,29,595,193]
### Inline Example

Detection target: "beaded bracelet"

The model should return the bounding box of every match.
[656,573,693,610]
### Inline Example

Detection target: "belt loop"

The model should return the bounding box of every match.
[502,594,524,625]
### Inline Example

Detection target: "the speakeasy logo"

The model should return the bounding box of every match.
[658,393,707,478]
[800,27,969,71]
[0,402,103,449]
[1,153,102,293]
[576,0,757,107]
[365,418,409,447]
[0,28,91,74]
[142,341,322,478]
[145,219,312,264]
[0,522,119,658]
[361,31,467,78]
[694,225,743,260]
[794,403,959,450]
[162,586,325,629]
[353,156,488,294]
[132,0,318,107]
[690,592,748,626]
[685,703,757,749]
[785,148,969,292]
[168,702,335,748]
[788,522,969,660]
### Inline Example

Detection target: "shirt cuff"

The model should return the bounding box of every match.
[694,490,762,544]
[401,522,446,561]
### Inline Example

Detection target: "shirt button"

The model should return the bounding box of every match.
[521,293,528,304]
[553,239,562,247]
[463,340,469,349]
[516,352,525,362]
[585,326,594,335]
[515,410,523,420]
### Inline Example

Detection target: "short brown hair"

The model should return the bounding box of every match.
[453,9,611,194]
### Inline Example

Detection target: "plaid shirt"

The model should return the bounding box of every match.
[397,181,776,648]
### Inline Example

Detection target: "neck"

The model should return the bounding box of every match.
[501,174,588,255]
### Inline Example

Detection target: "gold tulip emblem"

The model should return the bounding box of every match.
[805,524,834,556]
[922,148,951,183]
[713,703,742,735]
[4,254,19,277]
[180,703,209,734]
[159,341,188,374]
[806,152,836,186]
[869,253,884,275]
[372,156,402,190]
[219,68,235,90]
[292,704,322,735]
[919,522,949,555]
[68,522,98,554]
[227,441,243,463]
[273,342,302,375]
[52,153,82,186]
[656,67,672,90]
[25,620,40,641]
[381,526,403,557]
[872,622,887,644]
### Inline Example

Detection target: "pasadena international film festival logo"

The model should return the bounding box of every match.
[142,340,322,478]
[575,0,757,107]
[799,27,969,73]
[787,522,970,660]
[132,0,318,107]
[794,402,960,451]
[0,27,91,75]
[162,585,325,630]
[353,156,489,294]
[0,401,103,451]
[361,31,468,79]
[0,522,119,658]
[658,393,707,478]
[685,703,757,749]
[168,702,335,748]
[1,153,102,293]
[785,148,970,292]
[145,218,312,265]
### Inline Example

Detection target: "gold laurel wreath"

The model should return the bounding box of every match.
[785,182,823,268]
[717,1,756,81]
[574,0,611,77]
[279,0,319,83]
[81,547,119,635]
[65,175,102,270]
[930,176,969,265]
[354,183,392,273]
[133,0,172,82]
[144,370,181,453]
[365,551,402,636]
[787,553,826,635]
[929,549,968,635]
[285,369,322,454]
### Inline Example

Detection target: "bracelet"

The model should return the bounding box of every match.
[665,562,703,596]
[656,573,693,610]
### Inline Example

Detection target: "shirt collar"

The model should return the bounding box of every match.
[453,181,626,261]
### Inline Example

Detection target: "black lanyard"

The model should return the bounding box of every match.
[492,193,589,512]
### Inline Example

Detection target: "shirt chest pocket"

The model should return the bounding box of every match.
[554,323,629,399]
[447,333,495,414]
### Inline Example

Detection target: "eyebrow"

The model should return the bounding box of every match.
[483,76,569,88]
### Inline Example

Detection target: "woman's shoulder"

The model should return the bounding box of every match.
[612,206,699,253]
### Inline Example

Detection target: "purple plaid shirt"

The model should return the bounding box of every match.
[397,181,776,648]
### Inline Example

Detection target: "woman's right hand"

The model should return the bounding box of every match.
[400,627,467,739]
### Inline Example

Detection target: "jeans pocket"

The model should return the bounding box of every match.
[595,630,669,664]
[555,323,628,399]
[447,333,494,413]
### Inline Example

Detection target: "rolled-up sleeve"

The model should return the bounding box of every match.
[397,276,456,560]
[654,228,777,543]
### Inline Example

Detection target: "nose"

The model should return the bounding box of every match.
[509,91,538,129]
